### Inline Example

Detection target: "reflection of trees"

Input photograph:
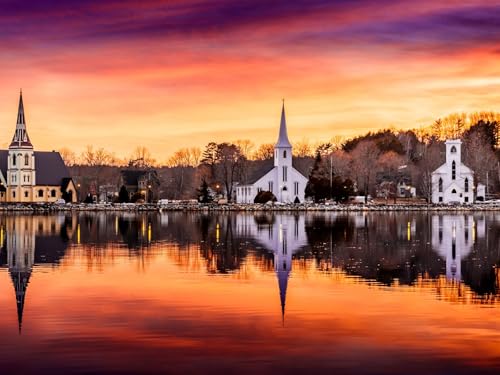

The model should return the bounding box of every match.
[198,214,248,274]
[303,212,500,302]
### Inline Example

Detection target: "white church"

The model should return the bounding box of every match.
[431,139,483,204]
[235,103,308,203]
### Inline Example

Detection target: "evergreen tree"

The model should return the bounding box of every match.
[118,185,129,203]
[305,152,330,202]
[197,179,213,203]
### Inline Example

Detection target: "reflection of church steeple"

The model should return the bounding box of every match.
[6,216,35,334]
[277,263,290,324]
[274,223,292,325]
[235,214,307,324]
[9,269,32,334]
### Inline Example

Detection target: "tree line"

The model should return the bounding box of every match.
[63,111,500,202]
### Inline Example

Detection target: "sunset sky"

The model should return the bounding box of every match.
[0,0,498,161]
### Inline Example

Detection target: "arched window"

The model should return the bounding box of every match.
[38,189,43,197]
[12,154,16,166]
[438,178,443,192]
[451,146,457,153]
[24,154,29,166]
[464,178,469,192]
[283,150,287,158]
[51,189,56,197]
[451,189,457,194]
[451,161,456,180]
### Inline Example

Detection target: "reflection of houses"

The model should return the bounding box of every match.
[236,214,307,321]
[431,214,485,282]
[0,92,77,203]
[120,169,160,202]
[235,103,308,203]
[0,215,72,333]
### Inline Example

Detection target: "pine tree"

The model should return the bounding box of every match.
[197,179,212,203]
[118,185,129,203]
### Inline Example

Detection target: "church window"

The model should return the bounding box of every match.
[283,150,287,158]
[268,181,273,193]
[51,189,56,197]
[24,154,29,166]
[294,181,299,195]
[12,191,16,198]
[38,189,43,197]
[464,178,469,192]
[12,154,16,166]
[283,166,287,182]
[451,189,457,194]
[452,161,456,180]
[438,178,443,192]
[451,146,457,153]
[24,191,28,198]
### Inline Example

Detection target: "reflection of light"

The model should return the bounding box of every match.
[472,220,476,243]
[279,224,283,243]
[452,223,456,239]
[77,224,80,244]
[148,223,152,243]
[142,220,146,237]
[407,221,411,241]
[0,226,3,245]
[115,216,118,236]
[216,223,220,243]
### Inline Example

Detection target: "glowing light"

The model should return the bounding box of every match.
[216,223,220,243]
[407,221,411,241]
[77,224,80,244]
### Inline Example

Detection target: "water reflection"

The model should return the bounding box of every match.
[0,212,499,334]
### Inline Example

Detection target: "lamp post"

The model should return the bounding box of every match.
[147,184,152,203]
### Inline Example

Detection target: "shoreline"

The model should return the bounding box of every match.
[0,202,499,212]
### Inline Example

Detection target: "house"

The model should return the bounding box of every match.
[120,169,160,202]
[0,92,77,203]
[235,103,308,203]
[431,139,474,204]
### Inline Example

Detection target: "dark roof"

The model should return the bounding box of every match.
[246,159,274,184]
[0,150,70,186]
[120,169,160,186]
[121,169,147,186]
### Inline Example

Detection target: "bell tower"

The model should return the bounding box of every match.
[274,101,293,202]
[7,91,36,202]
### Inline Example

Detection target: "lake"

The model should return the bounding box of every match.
[0,212,499,374]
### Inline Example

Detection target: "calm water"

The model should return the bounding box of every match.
[0,212,499,374]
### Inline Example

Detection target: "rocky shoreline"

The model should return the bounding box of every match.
[0,201,499,212]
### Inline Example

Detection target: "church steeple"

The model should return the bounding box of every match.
[275,100,292,148]
[10,90,33,149]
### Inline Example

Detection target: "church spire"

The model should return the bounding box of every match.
[275,100,292,148]
[10,90,33,149]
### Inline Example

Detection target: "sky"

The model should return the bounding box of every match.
[0,0,498,161]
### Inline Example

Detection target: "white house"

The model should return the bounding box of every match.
[431,139,474,204]
[235,103,308,203]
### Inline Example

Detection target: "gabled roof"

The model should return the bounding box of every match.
[246,159,275,184]
[0,150,71,186]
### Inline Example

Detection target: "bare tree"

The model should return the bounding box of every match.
[58,147,77,166]
[293,138,313,157]
[129,146,156,167]
[253,143,274,160]
[233,139,255,159]
[351,140,380,202]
